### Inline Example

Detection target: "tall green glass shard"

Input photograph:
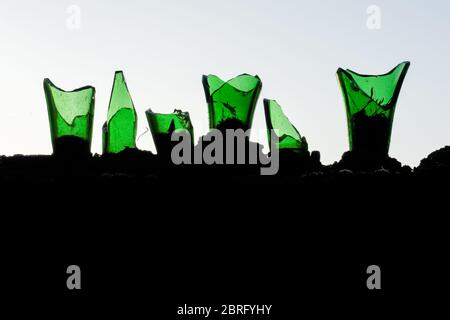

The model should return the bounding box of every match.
[337,62,410,158]
[203,74,262,132]
[264,99,308,153]
[43,78,95,157]
[146,109,194,156]
[103,71,137,154]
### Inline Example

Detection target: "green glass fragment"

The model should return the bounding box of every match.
[43,78,95,157]
[103,71,137,154]
[264,99,308,153]
[146,109,194,156]
[203,74,262,132]
[337,62,410,158]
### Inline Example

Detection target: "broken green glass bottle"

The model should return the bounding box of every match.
[337,61,410,158]
[146,109,194,156]
[43,78,95,157]
[202,74,262,132]
[102,71,137,154]
[264,99,308,153]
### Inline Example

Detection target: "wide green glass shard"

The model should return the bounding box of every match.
[43,78,95,157]
[103,71,137,154]
[337,62,410,158]
[264,99,308,153]
[146,109,194,156]
[202,74,262,132]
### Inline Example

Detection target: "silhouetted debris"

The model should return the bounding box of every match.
[151,132,182,160]
[1,145,450,188]
[53,136,91,159]
[215,118,250,133]
[276,149,322,176]
[338,169,353,176]
[351,111,391,159]
[416,146,450,176]
[98,148,158,176]
[310,151,321,167]
[332,150,404,172]
[192,130,264,181]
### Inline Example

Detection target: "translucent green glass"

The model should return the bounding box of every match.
[264,99,308,153]
[102,71,137,154]
[43,78,95,156]
[203,74,262,132]
[337,62,410,157]
[146,109,194,155]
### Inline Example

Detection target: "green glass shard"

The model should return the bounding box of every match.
[264,99,308,153]
[103,71,137,154]
[203,74,262,132]
[146,109,194,156]
[337,61,410,158]
[43,78,95,156]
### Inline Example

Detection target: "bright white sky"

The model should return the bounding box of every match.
[1,0,449,166]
